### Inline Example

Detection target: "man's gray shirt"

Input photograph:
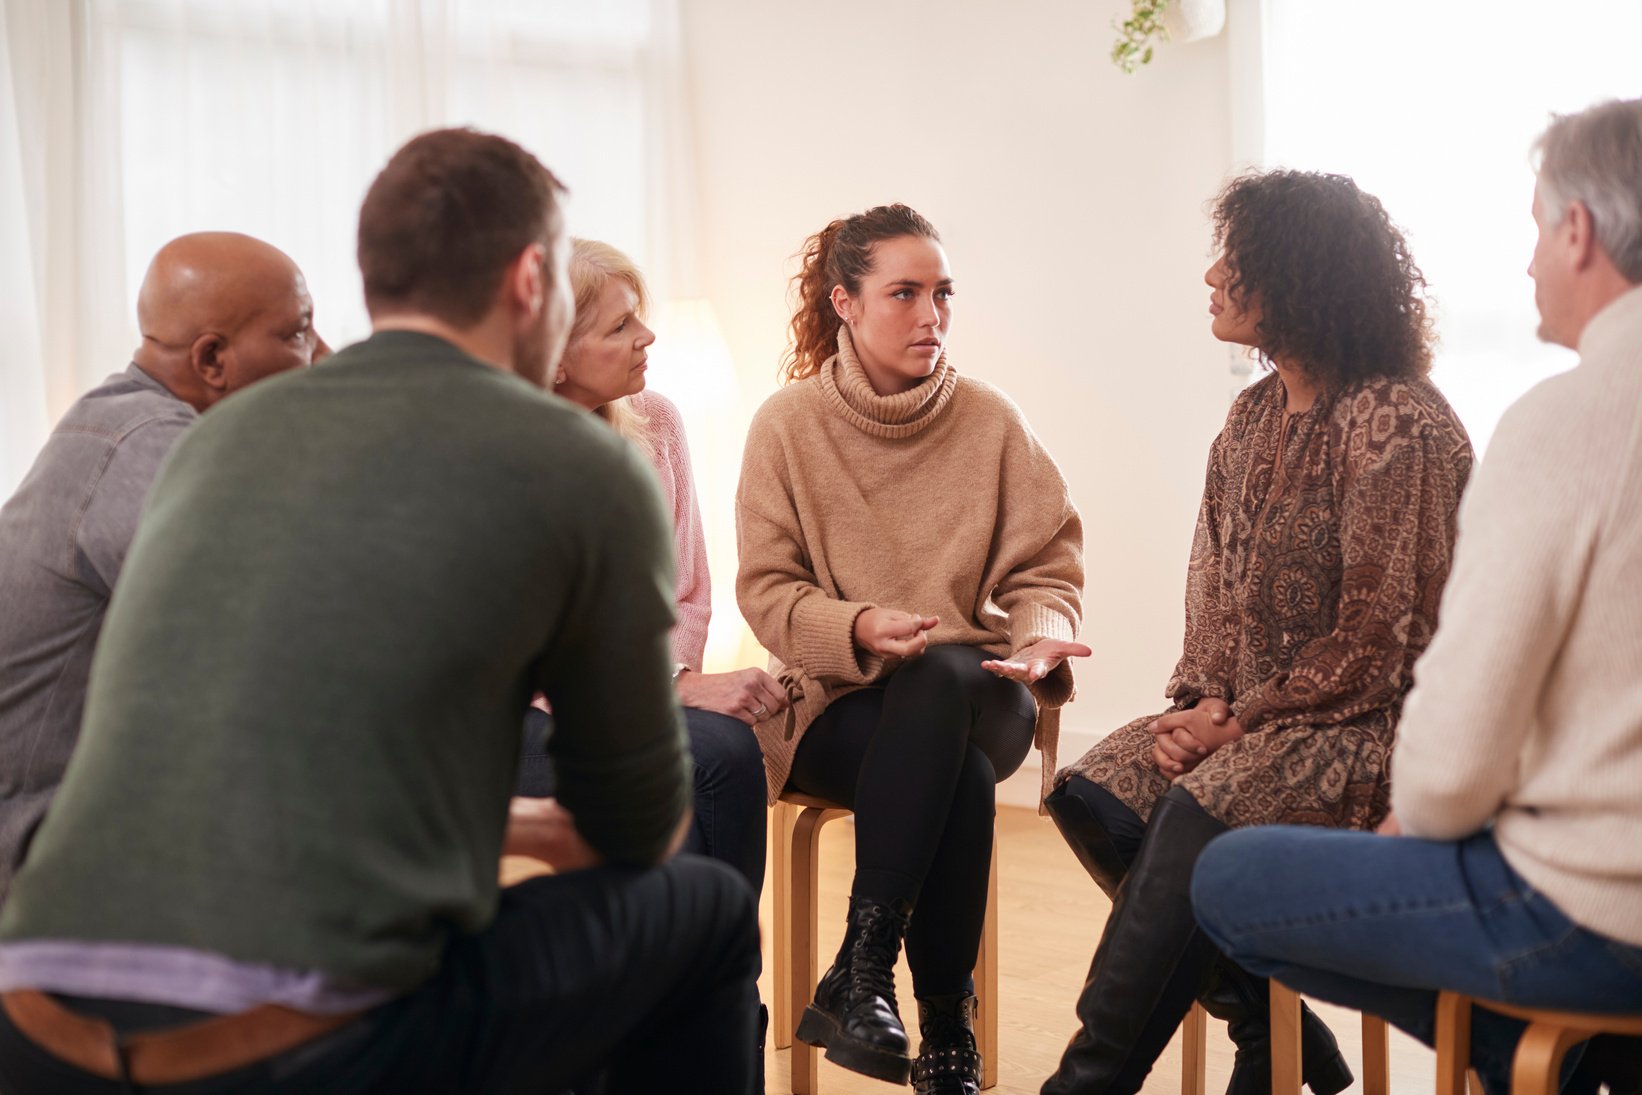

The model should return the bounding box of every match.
[0,365,193,902]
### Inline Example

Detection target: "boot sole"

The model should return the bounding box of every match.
[824,1037,913,1085]
[796,1006,912,1084]
[794,1005,838,1049]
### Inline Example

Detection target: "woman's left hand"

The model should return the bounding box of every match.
[503,796,602,873]
[982,639,1092,683]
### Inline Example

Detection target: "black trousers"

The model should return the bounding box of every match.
[788,645,1036,997]
[0,856,761,1094]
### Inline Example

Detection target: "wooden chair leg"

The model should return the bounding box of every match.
[977,824,1000,1090]
[1269,980,1303,1095]
[1361,1012,1391,1095]
[789,806,847,1095]
[1180,1001,1209,1095]
[772,801,794,1050]
[1434,991,1473,1095]
[1512,1023,1590,1095]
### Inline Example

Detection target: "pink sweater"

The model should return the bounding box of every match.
[631,389,710,670]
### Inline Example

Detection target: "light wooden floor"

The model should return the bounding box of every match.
[754,804,1442,1095]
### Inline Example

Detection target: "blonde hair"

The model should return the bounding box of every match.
[562,238,652,452]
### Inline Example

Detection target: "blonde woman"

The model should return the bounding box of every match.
[518,239,785,898]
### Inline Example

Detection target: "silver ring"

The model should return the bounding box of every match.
[752,703,768,718]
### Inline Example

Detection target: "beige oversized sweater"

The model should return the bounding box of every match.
[735,329,1084,806]
[1391,285,1642,946]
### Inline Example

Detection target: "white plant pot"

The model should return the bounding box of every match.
[1162,0,1226,43]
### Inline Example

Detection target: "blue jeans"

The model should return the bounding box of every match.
[1190,826,1642,1093]
[519,706,768,895]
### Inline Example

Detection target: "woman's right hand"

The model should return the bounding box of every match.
[853,608,939,659]
[1148,698,1244,776]
[676,667,790,726]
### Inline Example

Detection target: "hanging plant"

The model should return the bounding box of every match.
[1111,0,1227,74]
[1110,0,1169,74]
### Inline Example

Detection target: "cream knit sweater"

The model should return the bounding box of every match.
[1392,285,1642,946]
[735,329,1084,805]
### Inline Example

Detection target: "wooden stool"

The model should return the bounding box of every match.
[1181,982,1390,1095]
[771,792,999,1093]
[1435,991,1642,1095]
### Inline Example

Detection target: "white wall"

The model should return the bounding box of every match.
[678,1,1244,805]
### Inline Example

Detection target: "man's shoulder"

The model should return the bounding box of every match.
[54,367,194,446]
[4,368,192,522]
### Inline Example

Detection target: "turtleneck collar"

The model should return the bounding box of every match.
[818,326,959,439]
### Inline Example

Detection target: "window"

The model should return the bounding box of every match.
[1253,1,1642,450]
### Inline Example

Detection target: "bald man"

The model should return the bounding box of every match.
[0,232,324,904]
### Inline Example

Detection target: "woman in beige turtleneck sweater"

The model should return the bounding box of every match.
[736,204,1087,1093]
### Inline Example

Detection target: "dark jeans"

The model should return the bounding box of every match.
[787,644,1036,997]
[520,706,768,895]
[0,855,761,1094]
[1192,826,1642,1094]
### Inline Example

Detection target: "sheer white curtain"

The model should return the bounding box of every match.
[1249,0,1642,452]
[0,0,696,495]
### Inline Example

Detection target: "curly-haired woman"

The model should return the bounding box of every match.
[1040,171,1475,1095]
[737,204,1087,1093]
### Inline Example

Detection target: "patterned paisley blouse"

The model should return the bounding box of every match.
[1060,371,1473,830]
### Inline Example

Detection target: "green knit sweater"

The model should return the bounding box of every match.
[0,331,689,992]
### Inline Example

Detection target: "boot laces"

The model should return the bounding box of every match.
[848,915,901,1006]
[919,1009,975,1052]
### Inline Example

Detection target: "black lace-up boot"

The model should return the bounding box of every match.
[912,993,981,1094]
[794,896,914,1084]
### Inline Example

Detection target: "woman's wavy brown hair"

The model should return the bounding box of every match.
[1212,170,1434,386]
[782,203,940,384]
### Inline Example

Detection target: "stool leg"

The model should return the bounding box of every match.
[1361,1013,1391,1095]
[1512,1023,1589,1095]
[773,802,794,1051]
[977,824,1000,1090]
[1180,1001,1209,1095]
[1270,981,1303,1095]
[1435,991,1473,1095]
[790,807,846,1095]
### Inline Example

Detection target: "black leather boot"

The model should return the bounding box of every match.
[912,993,982,1095]
[1566,1035,1642,1095]
[755,1002,768,1095]
[795,896,914,1084]
[1044,778,1133,900]
[1198,956,1353,1095]
[1041,787,1228,1095]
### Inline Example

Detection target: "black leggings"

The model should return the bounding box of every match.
[787,645,1036,997]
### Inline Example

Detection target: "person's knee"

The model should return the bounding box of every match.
[1189,828,1274,950]
[898,643,989,694]
[666,855,761,971]
[686,708,767,799]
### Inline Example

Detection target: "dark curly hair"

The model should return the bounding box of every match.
[1212,170,1433,386]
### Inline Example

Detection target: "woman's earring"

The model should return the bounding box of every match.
[554,369,567,386]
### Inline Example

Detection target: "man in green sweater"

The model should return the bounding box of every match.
[0,127,760,1093]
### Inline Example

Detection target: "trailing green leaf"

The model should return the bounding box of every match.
[1110,0,1171,75]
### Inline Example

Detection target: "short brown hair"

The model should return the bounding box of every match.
[358,128,567,327]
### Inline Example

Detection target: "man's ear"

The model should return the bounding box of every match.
[191,333,229,392]
[1566,200,1599,271]
[509,243,548,318]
